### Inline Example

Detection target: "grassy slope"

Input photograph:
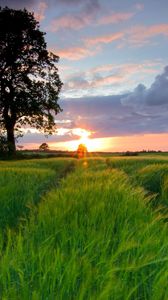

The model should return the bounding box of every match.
[0,157,168,299]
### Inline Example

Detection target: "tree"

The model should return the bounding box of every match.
[77,143,88,158]
[39,142,49,151]
[17,145,24,150]
[0,7,63,153]
[0,135,8,154]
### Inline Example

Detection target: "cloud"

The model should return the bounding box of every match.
[47,0,144,33]
[62,61,163,97]
[34,1,47,21]
[48,15,88,32]
[124,23,168,47]
[91,74,124,87]
[0,0,86,10]
[64,73,124,92]
[91,61,160,76]
[59,65,168,138]
[122,65,168,107]
[84,32,123,46]
[48,0,100,32]
[52,46,98,61]
[20,131,74,144]
[19,65,168,146]
[98,3,144,26]
[83,0,100,15]
[51,32,122,62]
[0,0,37,9]
[0,0,47,21]
[99,12,134,25]
[134,3,144,11]
[59,95,167,139]
[82,22,168,51]
[56,0,84,5]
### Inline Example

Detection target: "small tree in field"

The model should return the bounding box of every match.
[77,144,88,159]
[39,142,49,151]
[17,145,24,150]
[0,7,63,154]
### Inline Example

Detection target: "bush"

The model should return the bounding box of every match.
[123,151,139,156]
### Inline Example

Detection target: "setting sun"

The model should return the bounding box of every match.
[65,128,103,151]
[73,128,92,150]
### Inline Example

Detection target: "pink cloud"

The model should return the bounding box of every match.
[90,61,161,76]
[91,64,114,73]
[48,0,100,32]
[134,3,144,11]
[84,32,123,46]
[99,12,134,25]
[65,63,156,90]
[92,74,124,87]
[98,3,144,26]
[48,15,89,32]
[125,24,168,46]
[34,1,47,22]
[52,46,98,60]
[62,60,163,96]
[65,74,125,91]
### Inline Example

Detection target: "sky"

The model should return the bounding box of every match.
[1,0,168,151]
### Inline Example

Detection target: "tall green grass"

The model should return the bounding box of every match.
[106,156,168,209]
[1,159,168,299]
[106,156,168,175]
[0,167,55,230]
[0,158,75,231]
[137,164,168,209]
[138,164,168,194]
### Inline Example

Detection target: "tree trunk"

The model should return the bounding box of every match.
[7,126,16,154]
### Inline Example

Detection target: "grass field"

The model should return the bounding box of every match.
[0,155,168,299]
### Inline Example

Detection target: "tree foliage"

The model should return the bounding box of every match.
[0,7,63,153]
[39,142,49,151]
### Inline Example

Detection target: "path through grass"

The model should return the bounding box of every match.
[0,158,168,299]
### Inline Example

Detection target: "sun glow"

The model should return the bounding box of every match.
[67,128,103,151]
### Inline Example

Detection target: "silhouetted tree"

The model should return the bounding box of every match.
[77,143,88,158]
[0,135,8,154]
[39,142,49,151]
[0,7,62,154]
